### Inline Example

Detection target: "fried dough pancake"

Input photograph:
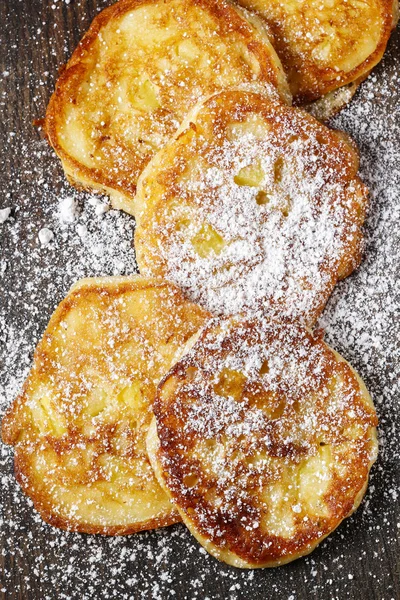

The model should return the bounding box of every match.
[135,90,368,327]
[232,0,398,103]
[147,317,378,568]
[44,0,290,213]
[1,276,209,534]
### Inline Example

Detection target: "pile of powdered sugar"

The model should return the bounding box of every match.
[0,5,399,600]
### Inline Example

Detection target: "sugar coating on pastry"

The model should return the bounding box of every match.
[148,317,378,567]
[135,90,368,326]
[1,276,209,534]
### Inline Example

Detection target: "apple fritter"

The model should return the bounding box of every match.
[148,317,378,567]
[232,0,398,103]
[134,90,368,327]
[2,276,209,534]
[44,0,290,213]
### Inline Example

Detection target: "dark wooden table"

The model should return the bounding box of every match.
[0,1,399,598]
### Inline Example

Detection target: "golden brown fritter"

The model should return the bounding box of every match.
[232,0,398,103]
[2,276,209,535]
[135,90,368,327]
[148,317,378,567]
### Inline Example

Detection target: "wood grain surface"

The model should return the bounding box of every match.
[0,1,399,599]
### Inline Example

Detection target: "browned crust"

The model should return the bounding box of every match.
[153,318,378,566]
[1,276,211,536]
[44,0,289,199]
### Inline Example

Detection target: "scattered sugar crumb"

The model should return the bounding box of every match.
[0,207,11,223]
[94,202,110,216]
[59,196,80,223]
[38,227,54,245]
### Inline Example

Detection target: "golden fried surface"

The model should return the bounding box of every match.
[135,90,368,327]
[148,317,378,567]
[2,276,209,534]
[45,0,290,213]
[233,0,398,102]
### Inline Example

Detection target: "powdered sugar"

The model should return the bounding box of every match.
[0,207,11,223]
[59,196,80,223]
[38,226,55,245]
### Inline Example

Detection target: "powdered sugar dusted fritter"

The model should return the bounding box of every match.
[1,276,209,535]
[147,317,378,568]
[232,0,398,103]
[45,0,291,214]
[135,90,368,326]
